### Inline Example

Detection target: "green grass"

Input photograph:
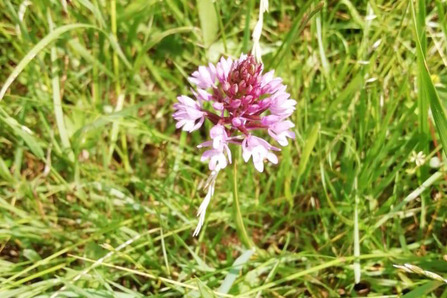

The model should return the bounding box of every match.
[1,0,447,297]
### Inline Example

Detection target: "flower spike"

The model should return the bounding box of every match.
[174,54,296,235]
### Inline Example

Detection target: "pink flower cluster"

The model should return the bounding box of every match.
[174,54,296,173]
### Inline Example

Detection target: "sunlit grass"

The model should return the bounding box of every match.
[1,0,447,297]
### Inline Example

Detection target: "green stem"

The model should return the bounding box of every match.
[232,160,255,249]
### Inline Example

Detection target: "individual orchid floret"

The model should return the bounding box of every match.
[210,124,228,150]
[193,88,213,102]
[200,148,229,171]
[173,95,205,132]
[173,53,297,235]
[188,65,217,89]
[216,57,233,82]
[262,117,296,146]
[197,124,232,171]
[242,135,279,172]
[269,89,297,117]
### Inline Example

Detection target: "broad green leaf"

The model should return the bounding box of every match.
[23,249,42,262]
[197,0,218,48]
[218,248,255,294]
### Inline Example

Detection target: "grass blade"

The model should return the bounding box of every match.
[410,0,447,156]
[402,281,443,298]
[0,108,44,160]
[0,24,94,101]
[268,1,323,69]
[48,11,73,161]
[353,178,360,284]
[296,123,320,184]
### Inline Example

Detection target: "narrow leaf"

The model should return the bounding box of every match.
[197,279,216,298]
[410,0,447,156]
[0,156,13,183]
[297,123,320,180]
[402,281,443,298]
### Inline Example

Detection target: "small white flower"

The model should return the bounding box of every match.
[409,151,426,167]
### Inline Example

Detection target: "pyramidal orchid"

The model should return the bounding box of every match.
[173,54,296,236]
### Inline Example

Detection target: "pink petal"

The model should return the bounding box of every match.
[254,160,264,172]
[198,141,213,148]
[267,152,278,164]
[261,70,274,86]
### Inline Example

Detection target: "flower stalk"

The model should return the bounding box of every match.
[232,160,255,249]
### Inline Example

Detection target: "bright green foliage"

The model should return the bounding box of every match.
[1,0,447,297]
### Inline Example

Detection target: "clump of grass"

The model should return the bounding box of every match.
[1,0,447,297]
